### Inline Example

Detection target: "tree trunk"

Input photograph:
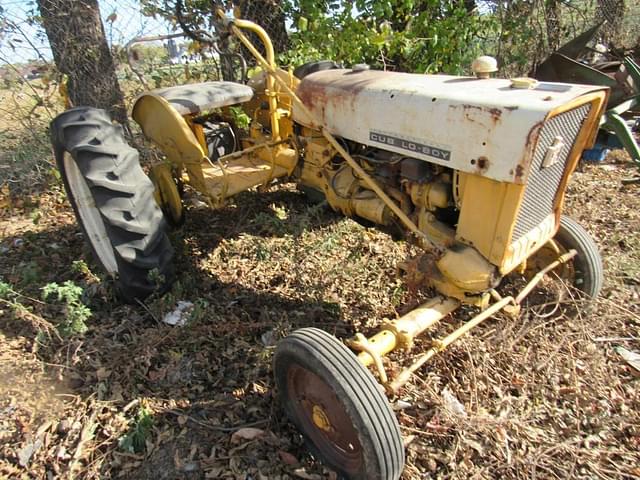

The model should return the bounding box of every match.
[544,0,562,51]
[37,0,127,124]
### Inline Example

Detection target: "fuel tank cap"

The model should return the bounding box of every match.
[471,56,497,79]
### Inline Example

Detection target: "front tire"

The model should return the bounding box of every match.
[554,215,603,299]
[274,328,404,480]
[51,107,175,302]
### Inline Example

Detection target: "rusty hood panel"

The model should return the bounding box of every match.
[293,69,607,184]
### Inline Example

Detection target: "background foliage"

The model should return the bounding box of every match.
[135,0,639,75]
[0,0,638,198]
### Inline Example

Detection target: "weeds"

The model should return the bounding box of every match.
[228,106,251,129]
[41,280,91,336]
[189,298,210,324]
[251,211,286,236]
[71,259,91,276]
[254,239,272,261]
[19,261,41,286]
[119,406,154,454]
[146,268,169,298]
[0,280,60,339]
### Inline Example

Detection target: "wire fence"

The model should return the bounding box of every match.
[0,0,221,194]
[0,0,175,71]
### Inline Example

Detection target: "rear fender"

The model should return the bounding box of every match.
[132,93,208,194]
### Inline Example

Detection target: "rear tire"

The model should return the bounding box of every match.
[51,107,175,302]
[274,328,404,480]
[555,215,603,299]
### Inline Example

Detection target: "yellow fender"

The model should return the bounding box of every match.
[131,93,209,195]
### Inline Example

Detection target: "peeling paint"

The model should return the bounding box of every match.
[291,68,605,185]
[519,121,544,181]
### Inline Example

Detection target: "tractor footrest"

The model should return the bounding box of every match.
[202,155,288,199]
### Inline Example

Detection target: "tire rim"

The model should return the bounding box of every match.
[287,364,363,474]
[526,239,575,285]
[152,165,183,225]
[63,153,118,273]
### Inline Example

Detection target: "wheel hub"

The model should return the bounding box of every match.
[287,364,363,473]
[526,238,575,283]
[312,404,332,432]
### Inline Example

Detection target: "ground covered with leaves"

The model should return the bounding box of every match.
[0,155,639,479]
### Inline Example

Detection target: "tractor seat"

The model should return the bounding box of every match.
[147,81,254,116]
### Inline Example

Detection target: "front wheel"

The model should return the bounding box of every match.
[554,215,603,299]
[274,328,404,480]
[51,107,175,302]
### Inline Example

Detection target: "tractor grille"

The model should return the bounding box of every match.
[512,103,592,240]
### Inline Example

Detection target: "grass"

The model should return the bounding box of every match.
[1,167,639,478]
[0,81,61,196]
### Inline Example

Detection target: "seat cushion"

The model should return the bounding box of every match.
[150,81,254,115]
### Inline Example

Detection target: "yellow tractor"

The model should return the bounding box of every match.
[50,9,607,480]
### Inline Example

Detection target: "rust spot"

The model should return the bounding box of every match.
[476,156,490,171]
[488,108,502,121]
[518,120,544,182]
[464,113,477,123]
[298,80,329,124]
[470,156,490,173]
[456,104,503,126]
[297,70,375,126]
[460,104,483,112]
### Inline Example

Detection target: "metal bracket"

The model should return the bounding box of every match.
[347,333,389,387]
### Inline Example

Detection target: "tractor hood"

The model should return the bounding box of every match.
[293,69,608,184]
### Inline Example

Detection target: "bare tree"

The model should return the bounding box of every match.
[36,0,127,123]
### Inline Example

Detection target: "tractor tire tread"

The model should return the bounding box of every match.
[50,106,174,302]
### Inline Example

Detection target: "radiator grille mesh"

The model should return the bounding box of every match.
[512,103,592,240]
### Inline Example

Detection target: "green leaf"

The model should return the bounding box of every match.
[297,16,308,32]
[0,281,12,299]
[371,33,388,46]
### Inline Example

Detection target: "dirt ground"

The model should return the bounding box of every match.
[0,154,639,479]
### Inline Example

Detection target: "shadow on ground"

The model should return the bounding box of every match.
[0,186,354,478]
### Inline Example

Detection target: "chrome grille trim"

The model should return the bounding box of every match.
[512,103,592,240]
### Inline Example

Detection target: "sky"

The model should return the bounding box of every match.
[0,0,175,64]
